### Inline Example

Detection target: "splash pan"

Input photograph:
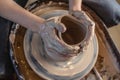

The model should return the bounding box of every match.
[23,10,98,80]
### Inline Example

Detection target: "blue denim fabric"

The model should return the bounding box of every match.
[83,0,120,27]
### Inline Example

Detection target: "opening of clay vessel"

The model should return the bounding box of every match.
[60,16,87,45]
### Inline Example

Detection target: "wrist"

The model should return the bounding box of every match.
[32,18,45,33]
[69,0,82,12]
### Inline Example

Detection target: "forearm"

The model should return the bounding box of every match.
[0,0,44,32]
[69,0,82,11]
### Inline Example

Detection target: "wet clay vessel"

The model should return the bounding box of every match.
[23,10,98,80]
[43,14,95,61]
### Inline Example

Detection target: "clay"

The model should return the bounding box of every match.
[10,1,120,80]
[58,13,95,51]
[22,9,99,80]
[39,14,95,61]
[39,18,80,61]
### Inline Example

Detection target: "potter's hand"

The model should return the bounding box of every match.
[70,11,95,49]
[39,19,79,61]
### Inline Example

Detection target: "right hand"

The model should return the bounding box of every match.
[70,11,95,50]
[38,18,79,61]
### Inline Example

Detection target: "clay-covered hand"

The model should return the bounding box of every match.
[39,18,79,61]
[70,11,95,49]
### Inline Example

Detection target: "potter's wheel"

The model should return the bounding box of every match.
[24,10,98,80]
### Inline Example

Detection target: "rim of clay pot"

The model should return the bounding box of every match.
[43,14,94,61]
[57,15,92,49]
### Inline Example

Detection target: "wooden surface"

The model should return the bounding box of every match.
[108,0,120,53]
[108,25,120,53]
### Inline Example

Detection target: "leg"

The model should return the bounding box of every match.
[83,0,120,27]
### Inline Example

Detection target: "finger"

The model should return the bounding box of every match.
[56,38,80,55]
[42,27,80,56]
[49,34,80,56]
[65,45,80,55]
[55,23,66,33]
[47,38,80,58]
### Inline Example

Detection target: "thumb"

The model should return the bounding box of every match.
[46,18,66,33]
[55,23,66,33]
